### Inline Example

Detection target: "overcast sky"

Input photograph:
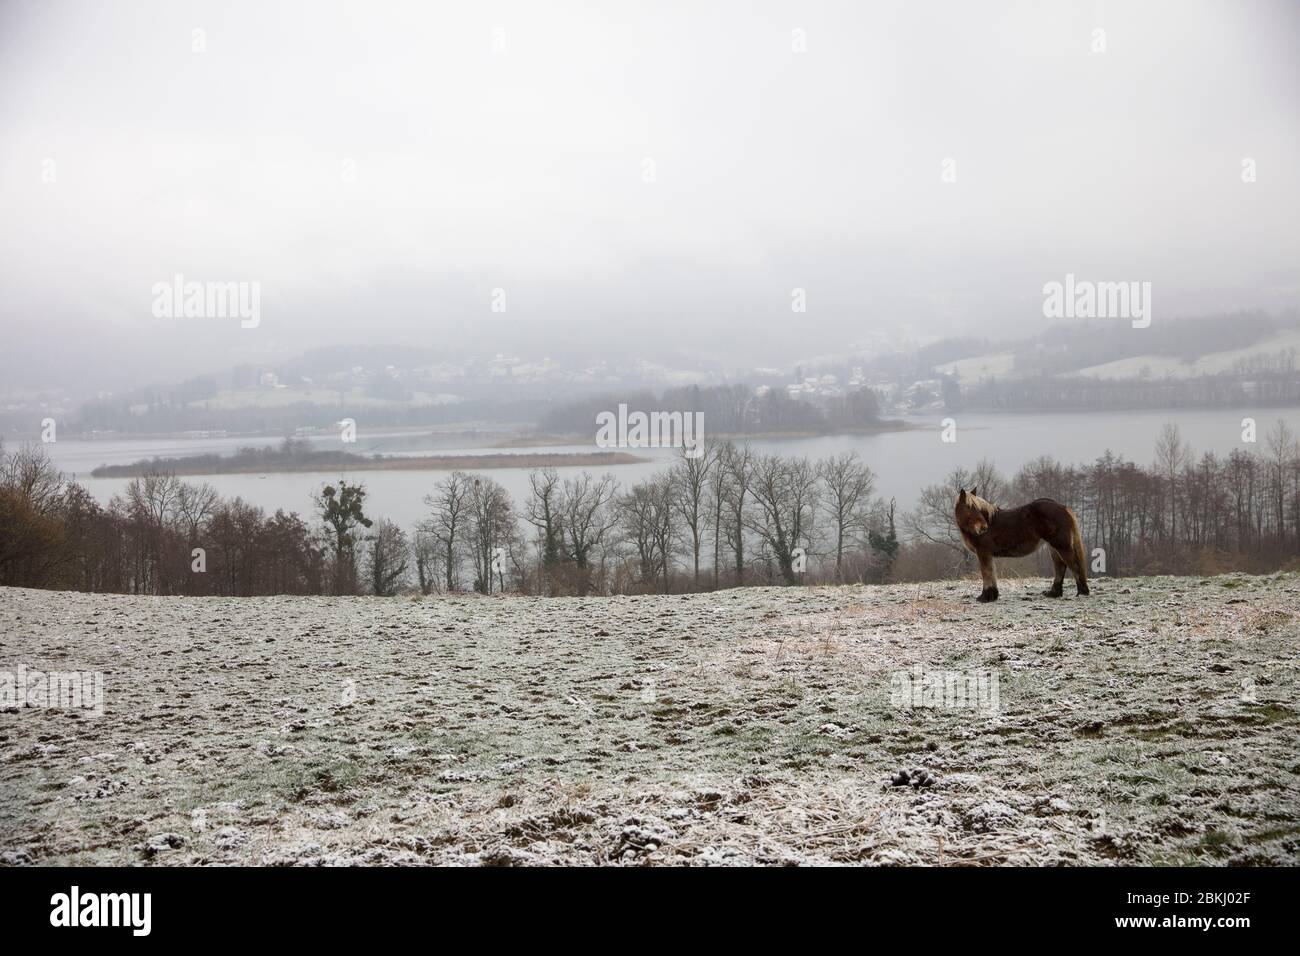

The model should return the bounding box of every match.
[1,0,1297,392]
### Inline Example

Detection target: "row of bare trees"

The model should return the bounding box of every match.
[4,421,1298,597]
[408,443,898,596]
[0,446,333,595]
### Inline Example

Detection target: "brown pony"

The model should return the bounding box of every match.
[954,488,1090,602]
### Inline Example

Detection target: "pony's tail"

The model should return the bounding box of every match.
[1069,508,1089,590]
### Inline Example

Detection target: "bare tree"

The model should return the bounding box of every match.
[524,467,564,591]
[818,451,875,581]
[1,442,65,513]
[719,443,754,585]
[1266,419,1298,549]
[365,519,410,596]
[127,471,182,528]
[745,454,820,585]
[0,442,69,588]
[1155,423,1191,543]
[706,440,733,588]
[619,475,675,591]
[175,481,218,541]
[412,530,441,594]
[467,475,517,594]
[669,441,715,588]
[122,472,183,593]
[559,472,619,594]
[421,471,472,592]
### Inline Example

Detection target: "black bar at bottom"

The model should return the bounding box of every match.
[0,866,1283,941]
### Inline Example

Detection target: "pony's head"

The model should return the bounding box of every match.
[955,487,993,537]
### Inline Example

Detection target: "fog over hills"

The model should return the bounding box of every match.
[2,0,1298,395]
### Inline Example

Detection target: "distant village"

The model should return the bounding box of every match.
[0,345,1034,441]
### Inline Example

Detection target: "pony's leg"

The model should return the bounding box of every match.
[1069,528,1090,595]
[1044,548,1066,597]
[976,553,999,602]
[1047,527,1090,596]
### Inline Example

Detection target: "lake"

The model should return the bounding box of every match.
[39,408,1300,532]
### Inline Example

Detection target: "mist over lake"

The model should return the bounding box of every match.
[45,407,1295,534]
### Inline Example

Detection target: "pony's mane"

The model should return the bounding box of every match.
[961,491,998,516]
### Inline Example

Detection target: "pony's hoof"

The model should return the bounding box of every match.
[1077,587,1091,596]
[1043,588,1063,598]
[976,588,999,603]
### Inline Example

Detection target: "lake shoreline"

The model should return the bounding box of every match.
[90,450,649,478]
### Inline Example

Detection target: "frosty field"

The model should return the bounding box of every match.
[2,576,1298,866]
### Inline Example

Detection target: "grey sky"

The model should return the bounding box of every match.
[1,0,1297,392]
